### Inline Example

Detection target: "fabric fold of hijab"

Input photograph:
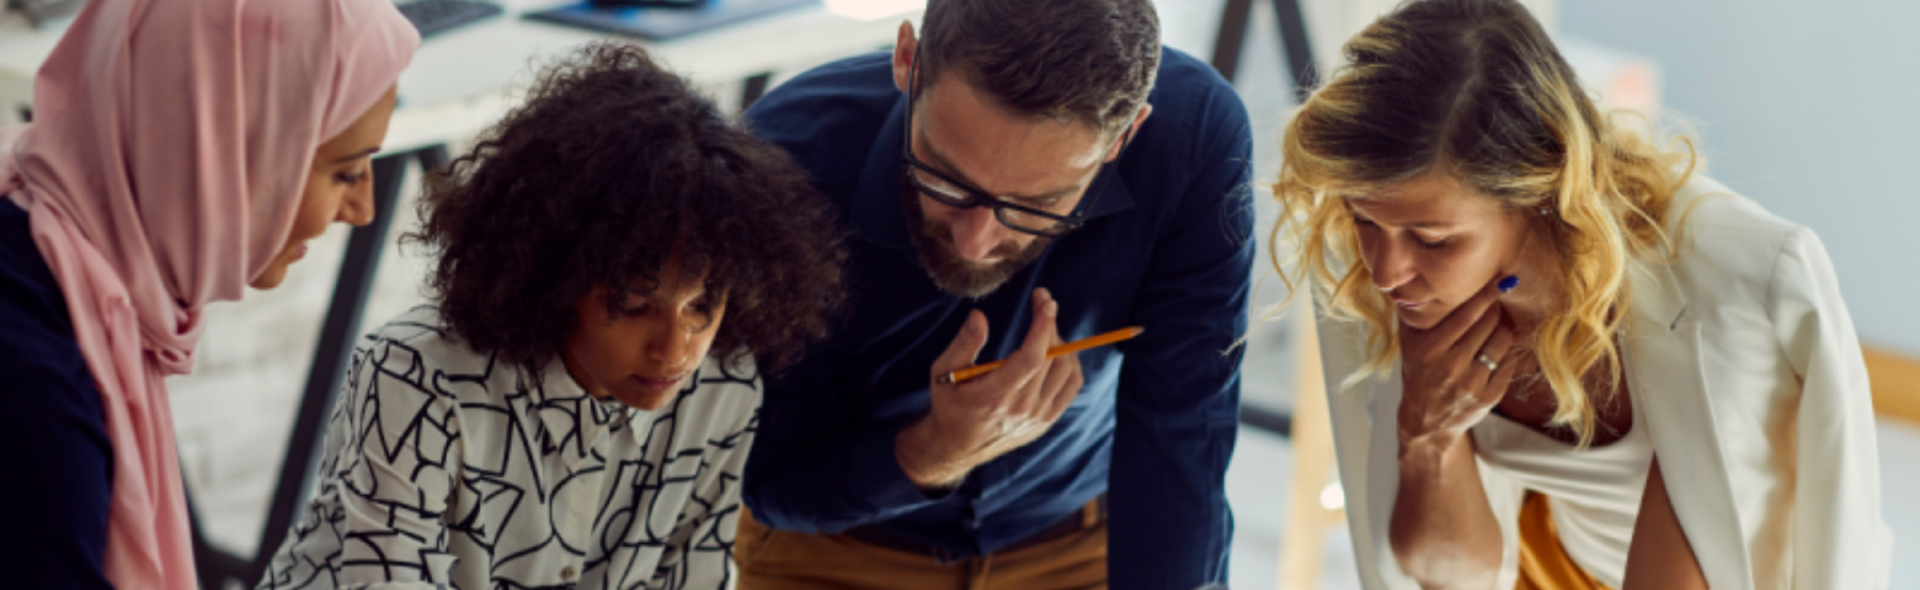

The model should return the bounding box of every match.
[0,0,417,586]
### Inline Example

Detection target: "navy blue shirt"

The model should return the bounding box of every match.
[0,199,116,589]
[743,49,1253,588]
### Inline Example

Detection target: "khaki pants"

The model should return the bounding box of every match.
[735,504,1108,590]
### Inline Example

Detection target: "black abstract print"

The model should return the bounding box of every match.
[258,307,758,590]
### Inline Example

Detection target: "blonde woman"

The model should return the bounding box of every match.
[1272,0,1890,588]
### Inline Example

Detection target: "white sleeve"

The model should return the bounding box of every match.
[259,338,464,590]
[1767,227,1892,589]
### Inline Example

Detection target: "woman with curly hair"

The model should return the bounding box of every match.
[1272,0,1888,589]
[256,42,847,590]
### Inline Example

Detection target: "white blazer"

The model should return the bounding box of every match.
[1315,176,1893,590]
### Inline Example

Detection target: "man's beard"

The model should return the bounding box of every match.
[901,181,1051,299]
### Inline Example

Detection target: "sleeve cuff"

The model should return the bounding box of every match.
[848,427,952,514]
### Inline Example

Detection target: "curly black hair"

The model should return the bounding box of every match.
[406,41,847,380]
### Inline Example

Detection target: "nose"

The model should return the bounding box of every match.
[646,316,698,370]
[338,172,377,228]
[1364,234,1417,293]
[948,206,1010,262]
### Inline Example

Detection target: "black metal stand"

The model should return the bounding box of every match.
[1241,404,1294,439]
[741,72,772,112]
[189,494,249,590]
[1209,0,1320,99]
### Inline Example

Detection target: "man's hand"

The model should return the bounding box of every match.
[895,288,1086,490]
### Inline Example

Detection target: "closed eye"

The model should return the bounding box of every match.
[687,292,722,331]
[1355,216,1448,249]
[335,168,370,186]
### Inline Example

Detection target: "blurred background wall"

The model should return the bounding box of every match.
[1560,0,1920,359]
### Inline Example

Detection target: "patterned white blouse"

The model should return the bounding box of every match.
[257,306,759,590]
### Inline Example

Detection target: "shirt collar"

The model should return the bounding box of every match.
[850,95,1138,250]
[532,355,641,457]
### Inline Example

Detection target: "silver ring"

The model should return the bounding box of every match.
[1476,352,1498,372]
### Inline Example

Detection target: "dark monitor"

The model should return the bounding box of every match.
[525,0,815,41]
[7,0,84,28]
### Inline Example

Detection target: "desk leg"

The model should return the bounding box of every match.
[741,72,773,112]
[1211,0,1256,83]
[1271,0,1319,100]
[245,145,446,584]
[1277,308,1339,590]
[189,483,248,590]
[1208,0,1319,98]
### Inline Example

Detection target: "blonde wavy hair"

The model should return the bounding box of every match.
[1273,0,1699,446]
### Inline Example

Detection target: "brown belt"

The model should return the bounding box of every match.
[842,496,1107,563]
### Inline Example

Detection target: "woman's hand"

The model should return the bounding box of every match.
[1396,276,1522,449]
[1387,275,1523,589]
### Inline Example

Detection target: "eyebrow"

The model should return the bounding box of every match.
[623,277,712,301]
[330,146,383,164]
[1344,201,1454,229]
[916,128,1081,205]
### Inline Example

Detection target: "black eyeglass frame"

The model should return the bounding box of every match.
[900,53,1134,238]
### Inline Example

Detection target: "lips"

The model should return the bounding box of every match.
[628,372,687,396]
[1390,296,1428,309]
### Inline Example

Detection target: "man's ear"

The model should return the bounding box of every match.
[892,20,918,94]
[1105,104,1153,162]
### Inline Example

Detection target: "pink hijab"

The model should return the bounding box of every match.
[0,0,416,586]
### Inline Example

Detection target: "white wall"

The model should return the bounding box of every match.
[1559,0,1920,355]
[1299,0,1558,77]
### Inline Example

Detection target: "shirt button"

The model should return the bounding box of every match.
[561,565,576,581]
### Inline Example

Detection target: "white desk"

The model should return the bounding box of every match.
[383,0,922,151]
[0,0,922,148]
[0,11,61,124]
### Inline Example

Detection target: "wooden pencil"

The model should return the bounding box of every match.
[934,326,1145,385]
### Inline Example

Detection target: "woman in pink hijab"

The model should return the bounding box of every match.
[0,0,417,587]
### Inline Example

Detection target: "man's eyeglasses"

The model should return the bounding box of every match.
[901,54,1131,238]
